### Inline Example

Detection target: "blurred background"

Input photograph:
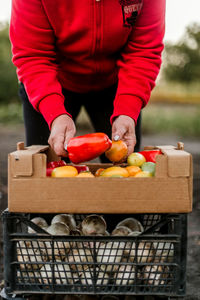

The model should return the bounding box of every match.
[0,0,200,139]
[0,1,200,298]
[0,0,200,138]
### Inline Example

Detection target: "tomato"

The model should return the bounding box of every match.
[134,171,153,178]
[127,152,146,167]
[125,166,142,177]
[141,162,156,176]
[100,166,129,177]
[95,168,105,177]
[76,172,94,177]
[51,166,78,177]
[105,140,128,162]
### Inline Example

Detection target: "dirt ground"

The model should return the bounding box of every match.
[0,124,199,299]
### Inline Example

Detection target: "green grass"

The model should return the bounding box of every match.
[142,103,200,137]
[0,102,23,124]
[151,82,200,104]
[1,100,200,138]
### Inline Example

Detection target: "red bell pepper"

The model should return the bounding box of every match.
[139,150,162,163]
[47,160,67,169]
[72,165,89,173]
[46,160,67,176]
[67,132,112,164]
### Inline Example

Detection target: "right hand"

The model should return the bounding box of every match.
[48,114,76,157]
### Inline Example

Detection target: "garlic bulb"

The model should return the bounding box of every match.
[80,267,109,285]
[114,264,135,285]
[97,242,125,272]
[81,215,106,235]
[116,218,144,233]
[51,214,76,231]
[28,217,48,234]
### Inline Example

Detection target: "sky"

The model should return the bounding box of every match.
[0,0,200,43]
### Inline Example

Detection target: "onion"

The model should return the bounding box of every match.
[97,242,125,272]
[39,262,78,284]
[28,217,48,234]
[114,264,135,285]
[111,226,132,236]
[81,215,106,235]
[124,241,154,263]
[116,218,144,233]
[17,241,46,270]
[67,248,93,272]
[153,242,174,262]
[80,267,109,285]
[51,214,76,230]
[143,264,170,286]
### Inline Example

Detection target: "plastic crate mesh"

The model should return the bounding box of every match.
[2,212,187,296]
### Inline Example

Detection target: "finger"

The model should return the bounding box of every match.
[49,134,67,157]
[125,136,136,156]
[112,126,127,141]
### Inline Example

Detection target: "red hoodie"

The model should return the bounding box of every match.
[10,0,165,128]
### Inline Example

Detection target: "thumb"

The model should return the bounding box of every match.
[64,129,76,151]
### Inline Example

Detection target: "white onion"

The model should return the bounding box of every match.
[114,264,135,285]
[80,267,109,285]
[116,218,144,233]
[97,242,125,272]
[28,217,48,234]
[51,214,76,230]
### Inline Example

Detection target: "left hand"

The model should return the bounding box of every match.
[112,115,136,157]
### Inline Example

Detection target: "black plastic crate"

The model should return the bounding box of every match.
[2,211,187,298]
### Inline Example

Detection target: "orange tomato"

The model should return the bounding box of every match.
[76,172,95,177]
[105,140,128,162]
[51,166,78,177]
[126,166,142,177]
[100,166,129,177]
[95,168,105,177]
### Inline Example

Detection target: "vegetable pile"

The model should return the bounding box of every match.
[17,214,173,287]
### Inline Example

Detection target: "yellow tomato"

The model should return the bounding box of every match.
[100,166,129,177]
[127,152,146,167]
[134,171,153,178]
[125,166,142,177]
[76,172,94,177]
[51,166,78,177]
[105,140,128,162]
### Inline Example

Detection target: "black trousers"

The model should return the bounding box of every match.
[19,83,141,163]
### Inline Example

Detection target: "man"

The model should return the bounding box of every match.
[10,0,165,160]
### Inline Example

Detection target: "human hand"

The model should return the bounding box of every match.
[48,114,76,157]
[112,115,136,157]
